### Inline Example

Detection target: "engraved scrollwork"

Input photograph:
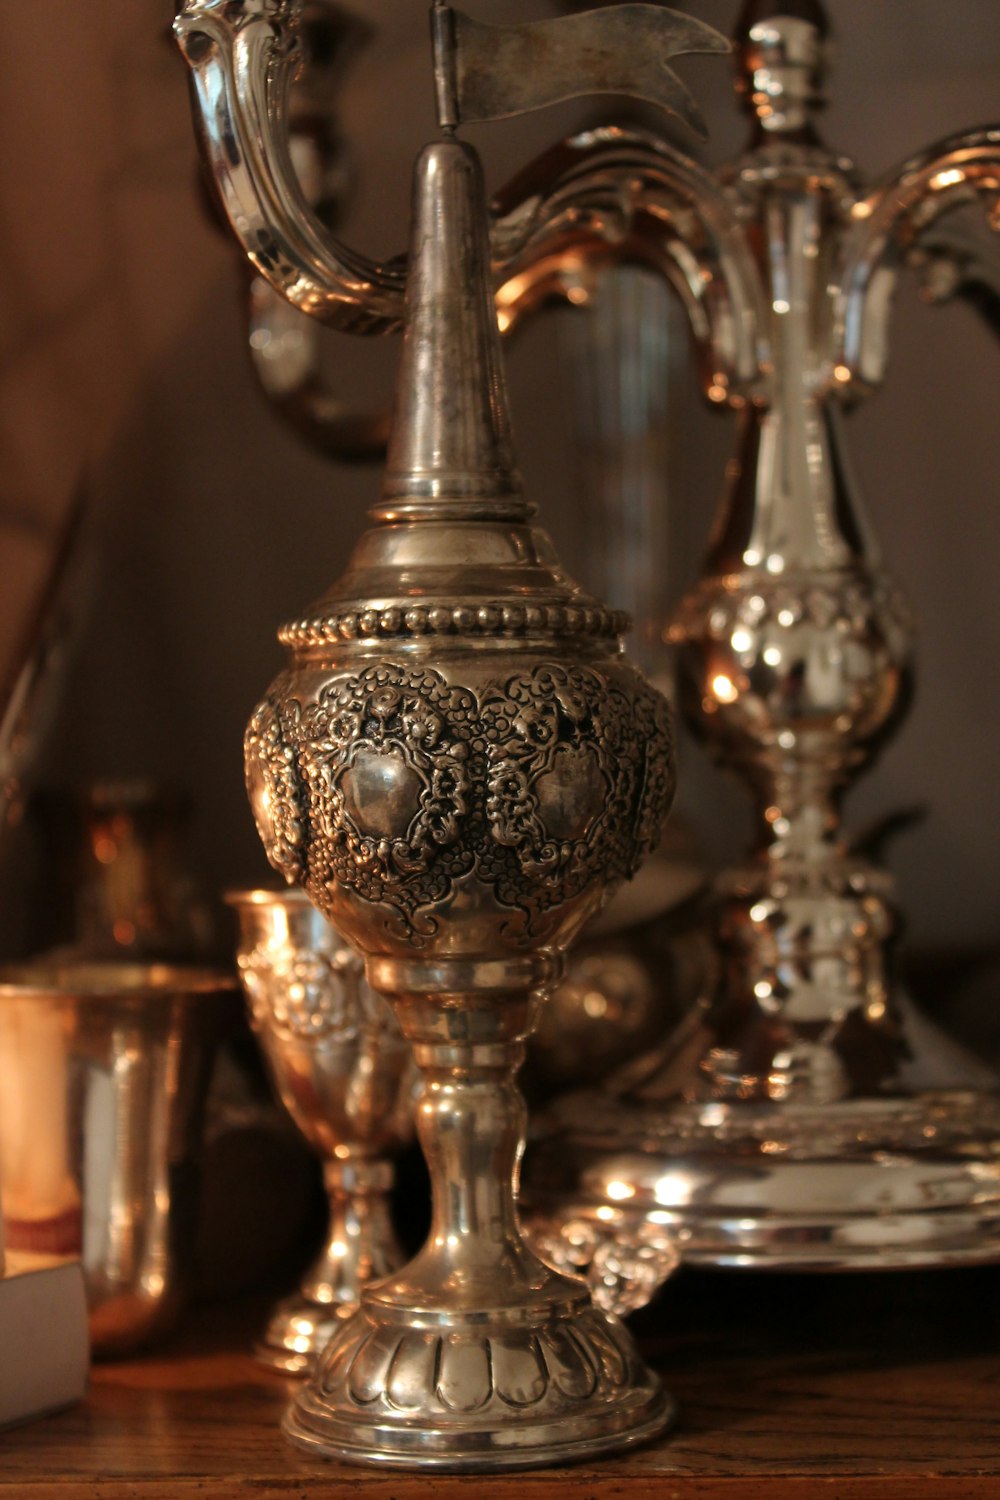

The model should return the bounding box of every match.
[244,684,308,885]
[246,659,673,945]
[294,664,479,939]
[476,664,673,931]
[545,1089,1000,1159]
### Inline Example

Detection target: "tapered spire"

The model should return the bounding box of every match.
[374,139,529,524]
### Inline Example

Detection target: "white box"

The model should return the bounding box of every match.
[0,1253,89,1428]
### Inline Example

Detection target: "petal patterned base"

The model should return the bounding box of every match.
[283,1293,674,1470]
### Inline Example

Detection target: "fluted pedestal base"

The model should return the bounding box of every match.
[284,1278,673,1470]
[280,956,676,1469]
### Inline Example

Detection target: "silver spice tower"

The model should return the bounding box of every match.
[170,0,724,1467]
[246,136,674,1472]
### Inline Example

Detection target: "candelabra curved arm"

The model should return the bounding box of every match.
[174,0,408,334]
[836,125,1000,397]
[492,127,768,401]
[177,1,761,399]
[249,277,392,461]
[911,216,1000,341]
[244,124,769,461]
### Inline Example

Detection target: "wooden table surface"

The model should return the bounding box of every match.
[3,1265,998,1498]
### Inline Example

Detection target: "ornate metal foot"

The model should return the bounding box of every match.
[284,962,672,1467]
[287,1303,670,1470]
[255,1159,403,1375]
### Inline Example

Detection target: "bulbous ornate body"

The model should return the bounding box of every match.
[243,520,676,1470]
[247,535,671,972]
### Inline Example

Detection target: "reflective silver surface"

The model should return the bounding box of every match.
[0,961,236,1358]
[228,888,415,1374]
[525,848,707,1103]
[245,131,675,1472]
[244,2,391,464]
[174,0,760,385]
[523,0,1000,1301]
[174,0,406,334]
[178,0,710,1437]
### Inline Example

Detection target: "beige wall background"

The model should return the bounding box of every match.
[1,1,998,958]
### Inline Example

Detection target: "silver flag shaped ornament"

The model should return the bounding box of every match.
[432,2,730,138]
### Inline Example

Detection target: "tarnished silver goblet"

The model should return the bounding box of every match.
[228,888,415,1374]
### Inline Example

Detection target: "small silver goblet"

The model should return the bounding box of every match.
[227,888,416,1374]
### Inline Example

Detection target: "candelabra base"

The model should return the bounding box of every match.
[283,1279,674,1470]
[528,1085,1000,1306]
[527,975,1000,1308]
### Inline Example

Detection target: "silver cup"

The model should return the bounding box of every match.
[0,960,237,1358]
[227,889,416,1374]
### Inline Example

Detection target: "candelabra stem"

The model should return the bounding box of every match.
[521,0,1000,1295]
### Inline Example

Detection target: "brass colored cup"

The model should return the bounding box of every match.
[0,960,236,1358]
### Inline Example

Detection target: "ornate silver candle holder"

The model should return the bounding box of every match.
[525,0,1000,1300]
[228,888,415,1374]
[175,0,730,1467]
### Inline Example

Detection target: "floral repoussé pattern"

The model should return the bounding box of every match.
[246,660,673,945]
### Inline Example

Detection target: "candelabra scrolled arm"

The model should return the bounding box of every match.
[249,277,392,462]
[240,122,770,461]
[178,4,756,451]
[174,0,407,334]
[836,125,1000,397]
[911,216,1000,342]
[492,127,768,402]
[175,2,751,367]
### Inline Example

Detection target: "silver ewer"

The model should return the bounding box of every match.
[524,0,1000,1300]
[0,960,236,1358]
[227,888,416,1374]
